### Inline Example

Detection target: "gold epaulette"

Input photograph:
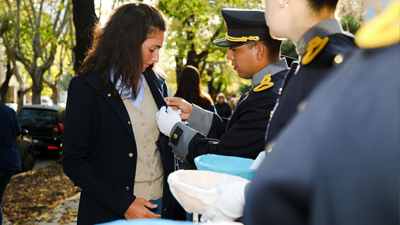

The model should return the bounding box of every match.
[302,36,329,65]
[356,0,400,49]
[254,74,274,92]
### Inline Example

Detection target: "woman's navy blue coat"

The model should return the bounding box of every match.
[62,68,185,225]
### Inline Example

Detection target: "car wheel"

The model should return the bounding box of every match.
[21,148,35,172]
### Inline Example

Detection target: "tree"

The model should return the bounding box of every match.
[72,0,97,72]
[1,0,72,106]
[158,0,264,98]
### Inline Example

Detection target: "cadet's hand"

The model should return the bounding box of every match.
[165,97,193,120]
[201,180,250,222]
[156,106,181,137]
[250,151,266,169]
[124,198,161,219]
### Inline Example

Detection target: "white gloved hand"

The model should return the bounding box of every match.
[156,106,181,137]
[200,180,250,222]
[250,150,266,169]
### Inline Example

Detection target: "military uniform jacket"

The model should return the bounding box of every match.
[62,68,185,225]
[169,59,289,165]
[244,42,400,225]
[266,19,358,144]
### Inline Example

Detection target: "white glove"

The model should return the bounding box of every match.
[156,106,181,137]
[200,180,250,222]
[250,151,266,169]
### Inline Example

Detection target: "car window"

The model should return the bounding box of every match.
[18,109,58,124]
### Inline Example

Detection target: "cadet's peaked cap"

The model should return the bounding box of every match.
[213,8,272,47]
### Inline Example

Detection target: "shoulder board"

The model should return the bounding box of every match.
[302,36,329,65]
[254,74,274,92]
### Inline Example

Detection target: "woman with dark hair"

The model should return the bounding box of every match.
[62,3,185,224]
[174,65,215,113]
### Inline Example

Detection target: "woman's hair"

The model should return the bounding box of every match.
[307,0,338,13]
[77,3,167,98]
[174,65,214,109]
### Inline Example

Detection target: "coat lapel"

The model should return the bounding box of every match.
[85,73,135,141]
[144,68,168,109]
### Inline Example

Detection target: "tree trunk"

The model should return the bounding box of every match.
[31,74,43,105]
[0,61,13,103]
[72,0,97,73]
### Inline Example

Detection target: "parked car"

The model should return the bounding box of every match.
[17,105,65,155]
[17,129,35,172]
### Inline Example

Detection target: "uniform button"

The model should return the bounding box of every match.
[270,111,274,117]
[279,88,282,95]
[128,121,131,125]
[297,100,307,112]
[173,133,178,139]
[125,186,130,191]
[334,54,344,64]
[164,208,167,211]
[107,93,111,97]
[266,141,275,153]
[129,153,133,157]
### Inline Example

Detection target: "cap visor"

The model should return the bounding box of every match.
[213,37,247,47]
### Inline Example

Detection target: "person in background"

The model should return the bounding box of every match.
[264,0,358,148]
[174,65,215,113]
[156,8,289,165]
[215,93,232,118]
[62,3,185,225]
[200,0,399,223]
[0,103,21,225]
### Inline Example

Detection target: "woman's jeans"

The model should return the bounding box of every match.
[149,198,163,216]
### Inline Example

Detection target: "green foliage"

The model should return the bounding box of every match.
[281,40,298,59]
[340,14,363,34]
[158,0,265,96]
[1,0,73,104]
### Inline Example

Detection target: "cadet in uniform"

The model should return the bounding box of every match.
[264,0,359,147]
[244,0,400,224]
[156,8,289,165]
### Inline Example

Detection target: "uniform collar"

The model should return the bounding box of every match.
[296,19,344,55]
[252,58,289,86]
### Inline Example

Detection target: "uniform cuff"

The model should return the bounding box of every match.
[187,104,214,136]
[169,121,198,161]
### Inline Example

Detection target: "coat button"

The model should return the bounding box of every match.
[334,54,344,64]
[270,111,274,117]
[107,93,111,97]
[266,141,275,153]
[297,100,307,112]
[279,88,282,95]
[128,121,131,125]
[129,153,133,157]
[125,186,129,191]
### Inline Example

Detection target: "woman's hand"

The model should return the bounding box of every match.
[165,97,193,120]
[124,198,161,219]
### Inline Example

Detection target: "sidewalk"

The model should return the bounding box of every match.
[4,193,80,225]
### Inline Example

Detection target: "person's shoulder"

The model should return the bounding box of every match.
[324,32,358,54]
